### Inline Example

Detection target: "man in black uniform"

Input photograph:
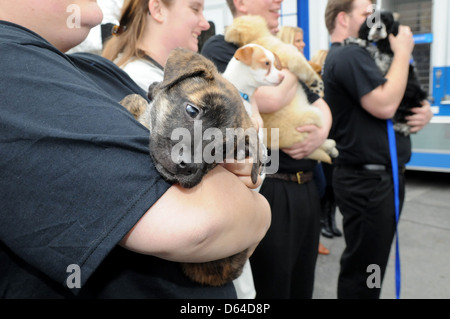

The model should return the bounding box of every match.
[323,0,433,298]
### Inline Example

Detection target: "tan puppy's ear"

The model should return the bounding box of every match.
[234,46,255,66]
[308,61,322,76]
[273,52,282,70]
[161,48,217,90]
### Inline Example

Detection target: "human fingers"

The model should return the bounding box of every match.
[221,158,262,189]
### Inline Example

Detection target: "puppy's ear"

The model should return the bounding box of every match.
[234,46,254,66]
[308,61,322,75]
[147,81,160,101]
[273,52,282,70]
[161,48,217,90]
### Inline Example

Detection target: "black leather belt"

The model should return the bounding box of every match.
[339,164,405,174]
[265,171,314,184]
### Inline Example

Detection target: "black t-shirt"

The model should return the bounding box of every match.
[202,35,320,173]
[0,21,236,299]
[323,42,411,166]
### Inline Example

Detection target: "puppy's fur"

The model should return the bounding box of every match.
[225,15,323,95]
[223,44,284,115]
[345,10,427,135]
[120,48,259,286]
[225,15,338,163]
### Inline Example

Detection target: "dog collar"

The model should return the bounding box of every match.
[240,92,249,102]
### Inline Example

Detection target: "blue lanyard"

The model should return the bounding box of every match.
[387,119,401,299]
[240,91,250,102]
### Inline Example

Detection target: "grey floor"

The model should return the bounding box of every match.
[312,170,450,299]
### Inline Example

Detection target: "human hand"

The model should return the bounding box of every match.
[406,99,433,133]
[389,25,414,56]
[220,157,263,189]
[281,124,326,160]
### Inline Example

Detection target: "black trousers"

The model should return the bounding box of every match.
[250,177,320,299]
[333,166,405,299]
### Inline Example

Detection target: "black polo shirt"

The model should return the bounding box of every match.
[0,21,236,299]
[322,42,411,166]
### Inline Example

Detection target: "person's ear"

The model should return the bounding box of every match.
[149,0,164,22]
[233,0,249,15]
[337,11,349,28]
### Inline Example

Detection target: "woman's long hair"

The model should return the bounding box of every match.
[102,0,172,66]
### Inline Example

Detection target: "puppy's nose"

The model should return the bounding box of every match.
[177,161,198,175]
[278,73,285,82]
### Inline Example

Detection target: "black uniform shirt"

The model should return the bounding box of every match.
[323,42,411,166]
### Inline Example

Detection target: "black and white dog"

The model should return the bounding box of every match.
[345,10,428,135]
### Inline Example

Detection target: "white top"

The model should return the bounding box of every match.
[120,58,164,93]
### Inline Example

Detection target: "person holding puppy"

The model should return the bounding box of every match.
[0,0,270,299]
[322,0,433,298]
[202,0,333,299]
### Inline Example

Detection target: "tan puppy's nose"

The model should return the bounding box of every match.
[278,72,285,83]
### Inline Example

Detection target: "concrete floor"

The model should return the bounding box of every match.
[312,170,450,299]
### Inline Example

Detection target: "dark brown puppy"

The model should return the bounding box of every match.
[120,48,261,286]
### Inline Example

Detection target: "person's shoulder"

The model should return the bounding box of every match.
[70,52,117,68]
[202,34,237,55]
[202,34,225,47]
[121,58,164,91]
[327,41,372,66]
[0,20,57,51]
[330,41,367,55]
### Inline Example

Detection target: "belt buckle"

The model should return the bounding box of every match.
[296,171,304,184]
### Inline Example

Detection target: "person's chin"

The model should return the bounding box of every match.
[190,43,199,53]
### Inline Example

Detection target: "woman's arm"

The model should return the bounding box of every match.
[120,165,271,263]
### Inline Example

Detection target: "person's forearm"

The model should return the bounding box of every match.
[252,69,298,113]
[361,51,410,119]
[120,165,271,263]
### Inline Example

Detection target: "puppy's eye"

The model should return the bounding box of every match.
[185,103,200,118]
[265,61,270,66]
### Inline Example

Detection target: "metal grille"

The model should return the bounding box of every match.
[392,0,433,95]
[394,0,432,33]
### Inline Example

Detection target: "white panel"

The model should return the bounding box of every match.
[308,0,330,56]
[431,0,449,67]
[204,0,233,35]
[282,0,297,15]
[281,15,298,27]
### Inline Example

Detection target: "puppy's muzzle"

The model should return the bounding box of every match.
[150,135,209,188]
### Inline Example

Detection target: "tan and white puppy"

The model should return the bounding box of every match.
[224,16,338,163]
[225,15,323,95]
[223,44,284,114]
[223,44,284,187]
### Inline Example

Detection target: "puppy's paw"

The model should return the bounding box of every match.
[119,94,149,119]
[180,250,248,286]
[308,79,324,96]
[322,139,339,158]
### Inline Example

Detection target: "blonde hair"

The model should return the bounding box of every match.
[102,0,173,66]
[276,26,303,45]
[310,49,328,68]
